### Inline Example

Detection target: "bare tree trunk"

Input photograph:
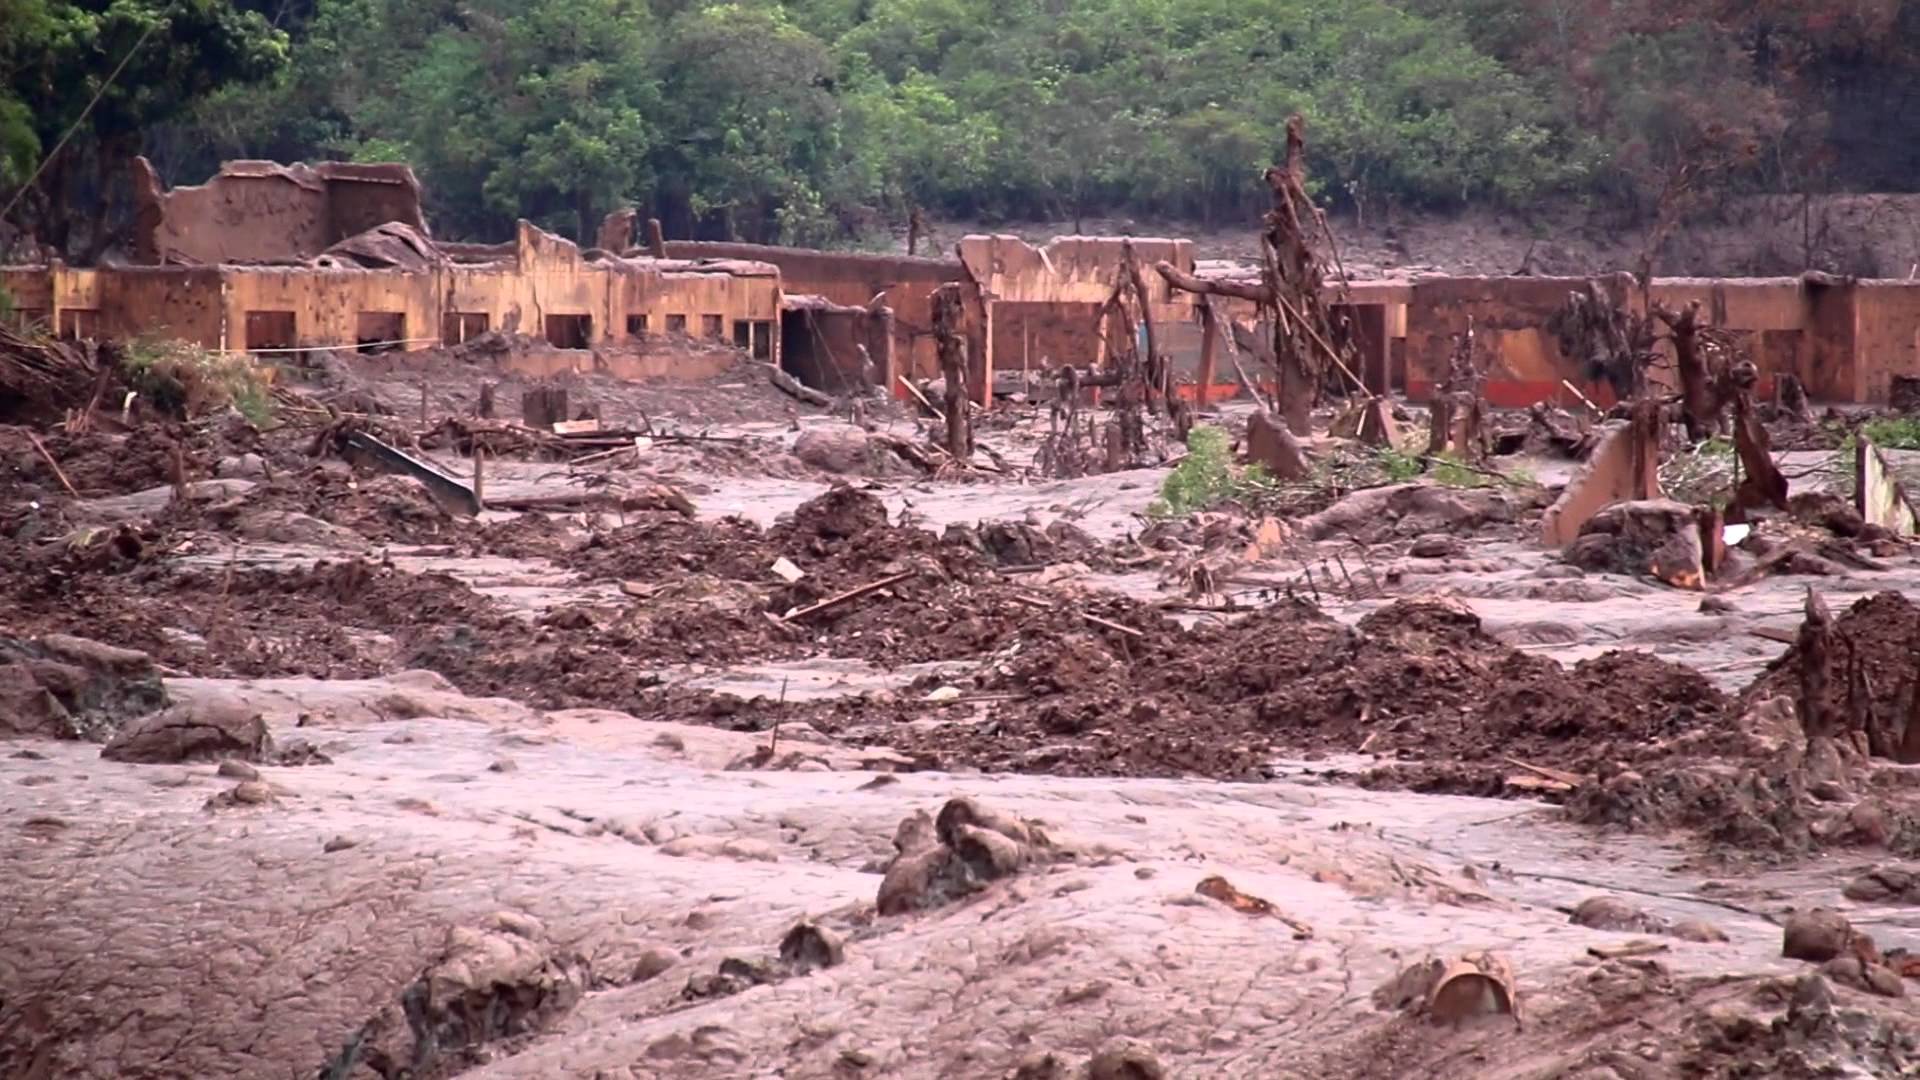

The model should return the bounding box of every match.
[932,284,972,460]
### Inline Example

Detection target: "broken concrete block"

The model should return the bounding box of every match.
[101,700,272,764]
[1541,410,1661,547]
[1427,951,1518,1024]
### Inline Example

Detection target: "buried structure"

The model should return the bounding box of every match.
[9,150,1920,1080]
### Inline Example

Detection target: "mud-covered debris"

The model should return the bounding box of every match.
[0,634,167,740]
[1372,952,1519,1024]
[1822,955,1906,998]
[1085,1037,1167,1080]
[1744,592,1920,763]
[205,779,274,808]
[216,759,260,780]
[1407,533,1463,559]
[1681,972,1920,1075]
[1009,1052,1069,1079]
[1427,952,1519,1024]
[876,797,1055,915]
[778,920,846,974]
[682,956,778,1000]
[1843,867,1920,904]
[1194,875,1312,938]
[1562,499,1710,587]
[101,699,272,764]
[1783,908,1863,964]
[1296,482,1517,542]
[1570,895,1727,943]
[326,911,587,1080]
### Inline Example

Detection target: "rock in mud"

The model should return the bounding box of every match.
[1570,895,1726,943]
[101,699,273,764]
[877,797,1054,915]
[1244,410,1309,481]
[325,912,588,1079]
[778,921,845,974]
[234,509,372,551]
[216,759,261,781]
[1783,909,1860,963]
[0,634,167,740]
[1297,482,1516,542]
[1843,867,1920,904]
[788,483,891,540]
[632,946,681,983]
[787,426,890,472]
[1085,1038,1166,1080]
[1821,956,1906,998]
[1407,533,1464,559]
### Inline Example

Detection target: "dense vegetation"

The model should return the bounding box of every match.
[4,0,1920,253]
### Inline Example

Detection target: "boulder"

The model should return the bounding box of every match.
[1843,867,1920,904]
[101,700,272,764]
[1782,908,1858,964]
[1244,410,1309,481]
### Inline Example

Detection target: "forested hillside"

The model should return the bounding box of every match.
[5,0,1920,254]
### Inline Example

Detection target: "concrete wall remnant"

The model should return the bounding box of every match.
[662,240,961,394]
[1540,402,1663,547]
[131,157,430,266]
[15,159,1920,402]
[1856,436,1920,537]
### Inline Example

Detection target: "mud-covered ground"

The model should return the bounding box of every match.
[5,345,1920,1078]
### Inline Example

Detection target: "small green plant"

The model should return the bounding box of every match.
[1426,453,1491,489]
[1150,425,1281,517]
[1150,425,1234,517]
[121,338,276,425]
[1373,446,1424,483]
[1859,415,1920,450]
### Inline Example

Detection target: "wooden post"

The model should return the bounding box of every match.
[1197,300,1220,410]
[1022,317,1030,397]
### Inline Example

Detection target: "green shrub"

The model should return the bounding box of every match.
[122,339,276,425]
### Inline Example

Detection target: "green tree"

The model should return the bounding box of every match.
[2,0,288,257]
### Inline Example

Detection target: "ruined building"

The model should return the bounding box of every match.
[6,158,1920,407]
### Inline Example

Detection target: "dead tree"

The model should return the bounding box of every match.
[1729,359,1788,514]
[1547,279,1654,402]
[1653,299,1749,440]
[1153,114,1359,436]
[931,283,972,460]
